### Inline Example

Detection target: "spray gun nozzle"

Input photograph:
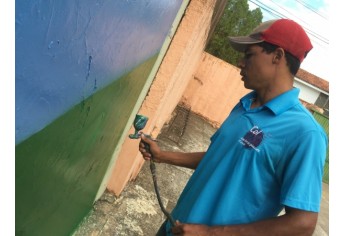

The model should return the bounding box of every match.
[129,114,149,139]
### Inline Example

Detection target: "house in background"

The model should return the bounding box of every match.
[294,68,329,117]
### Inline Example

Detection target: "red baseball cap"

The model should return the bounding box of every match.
[228,19,313,63]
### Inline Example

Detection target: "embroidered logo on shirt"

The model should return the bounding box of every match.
[239,126,264,152]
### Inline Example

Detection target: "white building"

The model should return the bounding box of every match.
[293,68,329,117]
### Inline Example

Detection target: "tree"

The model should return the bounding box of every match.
[205,0,263,66]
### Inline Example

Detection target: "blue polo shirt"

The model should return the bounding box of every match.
[165,88,327,234]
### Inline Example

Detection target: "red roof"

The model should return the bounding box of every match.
[296,68,329,93]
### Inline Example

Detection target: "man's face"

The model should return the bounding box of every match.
[238,44,276,90]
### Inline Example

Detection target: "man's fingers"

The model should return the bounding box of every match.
[140,134,152,143]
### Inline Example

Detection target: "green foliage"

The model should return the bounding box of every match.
[205,0,263,66]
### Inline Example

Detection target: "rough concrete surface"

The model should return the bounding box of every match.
[73,107,329,236]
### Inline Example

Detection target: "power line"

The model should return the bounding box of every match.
[295,0,328,20]
[267,0,311,27]
[249,0,284,18]
[248,0,329,45]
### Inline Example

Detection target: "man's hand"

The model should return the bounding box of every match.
[139,135,205,169]
[139,134,162,162]
[171,221,211,236]
[170,207,318,236]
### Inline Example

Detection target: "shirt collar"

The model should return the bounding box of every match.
[240,88,301,115]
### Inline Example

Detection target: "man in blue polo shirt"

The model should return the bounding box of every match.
[139,18,327,236]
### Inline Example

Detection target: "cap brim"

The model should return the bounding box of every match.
[228,36,264,52]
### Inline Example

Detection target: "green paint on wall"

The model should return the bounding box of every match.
[15,55,158,236]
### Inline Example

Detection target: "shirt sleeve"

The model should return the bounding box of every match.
[280,130,327,212]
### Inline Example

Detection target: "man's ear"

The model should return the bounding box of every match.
[273,48,285,64]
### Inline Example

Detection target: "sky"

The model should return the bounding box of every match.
[248,0,330,82]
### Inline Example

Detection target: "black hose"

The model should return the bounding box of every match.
[144,141,176,227]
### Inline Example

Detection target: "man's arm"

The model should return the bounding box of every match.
[139,134,205,169]
[171,207,318,236]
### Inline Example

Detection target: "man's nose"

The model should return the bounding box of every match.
[237,58,245,68]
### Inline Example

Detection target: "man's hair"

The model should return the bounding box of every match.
[257,42,300,75]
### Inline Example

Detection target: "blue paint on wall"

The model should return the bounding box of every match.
[15,0,185,234]
[16,0,182,144]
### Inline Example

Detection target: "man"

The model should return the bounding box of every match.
[139,19,328,236]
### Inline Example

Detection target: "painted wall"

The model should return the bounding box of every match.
[181,52,250,127]
[107,0,223,196]
[181,52,328,128]
[15,0,183,235]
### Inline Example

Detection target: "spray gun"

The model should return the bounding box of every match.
[129,114,176,227]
